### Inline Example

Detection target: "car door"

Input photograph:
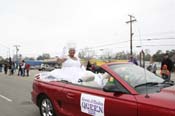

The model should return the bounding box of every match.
[61,83,87,116]
[61,79,137,116]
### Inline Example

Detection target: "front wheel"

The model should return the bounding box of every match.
[39,96,56,116]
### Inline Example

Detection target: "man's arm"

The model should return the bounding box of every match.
[57,57,67,64]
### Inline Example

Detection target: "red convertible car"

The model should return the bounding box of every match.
[31,62,175,116]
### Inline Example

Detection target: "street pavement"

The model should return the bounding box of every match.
[0,69,175,116]
[0,70,40,116]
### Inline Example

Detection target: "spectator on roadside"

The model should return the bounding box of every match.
[160,64,170,81]
[0,63,2,72]
[147,57,157,74]
[10,62,15,75]
[25,63,30,76]
[86,60,92,71]
[128,55,138,65]
[21,60,26,77]
[4,63,8,74]
[18,62,22,76]
[8,57,12,75]
[91,63,97,73]
[161,53,173,81]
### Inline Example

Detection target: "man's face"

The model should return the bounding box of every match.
[69,48,76,56]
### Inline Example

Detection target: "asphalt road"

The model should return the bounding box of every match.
[0,70,40,116]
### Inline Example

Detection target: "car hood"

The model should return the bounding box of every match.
[136,85,175,110]
[161,85,175,94]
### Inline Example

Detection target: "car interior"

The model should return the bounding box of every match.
[78,72,111,88]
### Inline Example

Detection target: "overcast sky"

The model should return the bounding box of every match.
[0,0,175,58]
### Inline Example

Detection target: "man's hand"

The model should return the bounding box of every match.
[78,79,83,83]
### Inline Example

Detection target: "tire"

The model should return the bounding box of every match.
[39,96,56,116]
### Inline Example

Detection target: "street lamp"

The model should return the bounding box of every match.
[136,45,145,67]
[13,45,20,64]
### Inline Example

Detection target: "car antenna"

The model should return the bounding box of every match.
[141,50,150,98]
[137,27,150,98]
[144,66,150,98]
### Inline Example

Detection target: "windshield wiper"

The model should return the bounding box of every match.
[135,82,159,88]
[161,80,174,87]
[60,80,72,83]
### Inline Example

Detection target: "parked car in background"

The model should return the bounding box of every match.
[38,64,55,71]
[31,62,175,116]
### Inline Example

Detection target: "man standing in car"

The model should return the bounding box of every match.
[161,53,173,81]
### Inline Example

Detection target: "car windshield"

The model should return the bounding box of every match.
[109,63,164,88]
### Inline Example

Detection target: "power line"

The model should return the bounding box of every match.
[133,37,175,44]
[82,37,175,50]
[141,44,175,47]
[89,40,129,49]
[136,31,175,37]
[141,38,175,41]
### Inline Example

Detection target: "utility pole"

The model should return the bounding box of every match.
[14,45,20,63]
[126,15,136,56]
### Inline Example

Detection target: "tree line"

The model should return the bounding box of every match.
[79,49,175,62]
[0,49,175,63]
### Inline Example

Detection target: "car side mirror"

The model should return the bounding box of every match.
[103,84,119,92]
[103,83,128,94]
